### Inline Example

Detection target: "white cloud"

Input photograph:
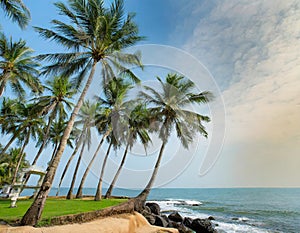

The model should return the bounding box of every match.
[170,0,300,186]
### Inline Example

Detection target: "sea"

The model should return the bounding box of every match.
[24,187,300,233]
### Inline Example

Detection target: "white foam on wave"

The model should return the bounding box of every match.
[151,200,209,219]
[151,199,202,207]
[183,200,203,206]
[215,221,278,233]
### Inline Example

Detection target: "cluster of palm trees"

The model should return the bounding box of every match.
[0,0,212,226]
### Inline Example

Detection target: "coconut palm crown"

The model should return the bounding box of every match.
[35,0,143,86]
[0,32,42,98]
[0,0,30,29]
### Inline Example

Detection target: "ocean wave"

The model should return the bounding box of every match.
[150,199,278,233]
[215,221,282,233]
[150,199,203,207]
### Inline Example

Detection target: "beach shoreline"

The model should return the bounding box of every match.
[0,212,178,233]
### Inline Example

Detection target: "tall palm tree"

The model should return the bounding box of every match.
[30,76,76,166]
[0,98,24,154]
[105,103,151,198]
[135,74,212,206]
[0,147,28,186]
[75,112,110,199]
[0,0,30,29]
[66,100,98,199]
[21,0,142,225]
[1,101,44,186]
[0,32,41,98]
[0,99,43,156]
[55,127,82,196]
[93,77,133,200]
[94,138,115,201]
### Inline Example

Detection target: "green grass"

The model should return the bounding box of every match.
[0,198,127,225]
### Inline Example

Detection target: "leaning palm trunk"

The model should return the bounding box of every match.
[11,131,31,186]
[55,136,83,196]
[105,142,130,199]
[0,78,7,97]
[31,109,56,166]
[136,143,166,205]
[23,113,56,186]
[66,142,86,199]
[76,133,109,198]
[1,127,22,154]
[21,61,97,226]
[95,141,113,201]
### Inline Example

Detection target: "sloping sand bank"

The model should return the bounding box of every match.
[0,212,178,233]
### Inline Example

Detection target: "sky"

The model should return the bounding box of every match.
[1,0,299,189]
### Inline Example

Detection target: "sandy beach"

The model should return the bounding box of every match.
[0,212,178,233]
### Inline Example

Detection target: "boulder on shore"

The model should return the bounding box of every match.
[168,212,183,223]
[145,202,161,215]
[191,218,217,233]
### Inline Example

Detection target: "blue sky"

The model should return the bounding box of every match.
[1,0,300,189]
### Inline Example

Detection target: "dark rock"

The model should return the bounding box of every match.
[161,214,170,223]
[169,221,194,233]
[154,215,169,227]
[146,202,160,215]
[141,206,152,216]
[191,218,217,233]
[208,216,215,220]
[232,217,239,221]
[183,217,193,228]
[168,212,183,222]
[144,214,156,225]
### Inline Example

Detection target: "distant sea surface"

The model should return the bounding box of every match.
[24,187,300,233]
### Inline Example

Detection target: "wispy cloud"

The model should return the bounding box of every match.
[174,0,300,145]
[168,0,300,186]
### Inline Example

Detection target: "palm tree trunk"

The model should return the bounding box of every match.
[22,142,59,195]
[94,141,113,201]
[55,136,83,196]
[21,61,97,226]
[49,142,59,164]
[136,142,166,201]
[11,130,30,186]
[66,141,86,199]
[76,133,109,198]
[1,128,22,154]
[0,77,7,97]
[31,110,56,166]
[105,142,130,199]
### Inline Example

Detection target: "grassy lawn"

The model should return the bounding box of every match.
[0,198,127,225]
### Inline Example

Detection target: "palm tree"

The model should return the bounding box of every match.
[0,32,42,98]
[0,0,30,29]
[93,77,133,200]
[75,113,110,198]
[48,120,76,164]
[30,76,76,166]
[55,127,82,196]
[0,99,43,156]
[134,74,212,207]
[105,103,151,198]
[0,101,44,186]
[94,138,114,201]
[0,147,29,186]
[66,100,98,199]
[0,98,24,154]
[21,0,142,225]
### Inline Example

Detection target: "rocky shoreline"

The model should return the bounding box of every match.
[141,202,218,233]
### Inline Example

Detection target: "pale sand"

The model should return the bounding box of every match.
[0,212,178,233]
